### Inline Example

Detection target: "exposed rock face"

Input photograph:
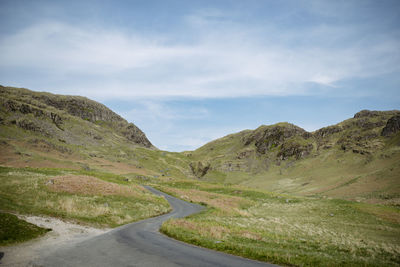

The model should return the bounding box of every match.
[354,118,386,130]
[17,119,43,133]
[1,98,63,131]
[50,112,63,129]
[243,124,308,154]
[3,99,45,118]
[190,161,211,178]
[354,110,381,118]
[121,123,152,148]
[337,132,374,154]
[354,110,400,119]
[314,125,342,138]
[382,115,400,137]
[277,142,313,160]
[34,94,123,123]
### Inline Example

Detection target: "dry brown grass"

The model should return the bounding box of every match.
[0,141,153,175]
[164,187,251,213]
[355,203,400,224]
[239,230,263,241]
[86,157,151,175]
[47,175,144,197]
[0,141,81,169]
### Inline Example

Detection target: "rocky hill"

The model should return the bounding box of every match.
[0,86,152,148]
[0,86,193,179]
[188,110,400,204]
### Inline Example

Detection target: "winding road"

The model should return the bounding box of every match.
[36,186,276,267]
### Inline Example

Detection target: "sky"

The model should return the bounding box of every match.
[0,0,399,151]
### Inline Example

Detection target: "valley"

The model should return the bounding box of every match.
[0,86,399,266]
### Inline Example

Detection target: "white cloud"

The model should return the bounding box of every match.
[0,10,399,100]
[121,100,209,123]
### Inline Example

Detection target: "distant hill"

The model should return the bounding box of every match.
[188,110,400,205]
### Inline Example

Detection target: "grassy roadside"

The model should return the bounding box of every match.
[157,180,400,266]
[0,166,170,228]
[0,212,51,246]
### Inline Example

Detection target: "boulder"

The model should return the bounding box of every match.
[381,115,400,137]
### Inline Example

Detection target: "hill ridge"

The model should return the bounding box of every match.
[0,85,153,148]
[189,109,400,204]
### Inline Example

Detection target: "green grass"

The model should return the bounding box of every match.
[0,166,170,227]
[195,143,400,205]
[187,112,400,206]
[0,212,51,246]
[158,179,400,267]
[0,120,192,179]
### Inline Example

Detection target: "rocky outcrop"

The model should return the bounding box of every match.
[354,110,381,118]
[50,112,63,130]
[16,119,42,132]
[2,99,45,118]
[243,124,309,154]
[121,123,152,148]
[1,99,63,130]
[314,125,342,138]
[337,130,380,154]
[190,161,211,178]
[381,115,400,137]
[277,142,313,160]
[354,109,400,119]
[354,118,386,130]
[33,94,124,123]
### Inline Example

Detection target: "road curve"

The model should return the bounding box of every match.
[36,186,277,267]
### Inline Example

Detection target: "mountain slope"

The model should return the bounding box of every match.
[189,110,400,204]
[1,85,399,205]
[0,85,152,147]
[0,86,192,178]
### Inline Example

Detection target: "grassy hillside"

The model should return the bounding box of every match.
[155,179,400,266]
[189,110,400,205]
[0,86,193,179]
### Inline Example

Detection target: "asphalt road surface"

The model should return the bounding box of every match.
[36,186,276,267]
